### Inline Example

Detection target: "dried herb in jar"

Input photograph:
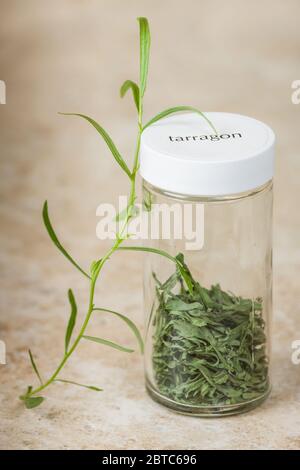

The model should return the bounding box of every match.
[151,254,269,406]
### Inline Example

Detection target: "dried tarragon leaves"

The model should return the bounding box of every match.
[151,254,269,406]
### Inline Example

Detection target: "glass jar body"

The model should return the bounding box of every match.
[142,179,273,417]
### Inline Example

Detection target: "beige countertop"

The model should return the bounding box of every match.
[0,0,300,450]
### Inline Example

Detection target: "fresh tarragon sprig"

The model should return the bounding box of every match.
[20,17,215,409]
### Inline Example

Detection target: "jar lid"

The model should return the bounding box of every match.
[139,112,275,196]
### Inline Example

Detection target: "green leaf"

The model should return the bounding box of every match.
[43,201,90,279]
[120,80,140,112]
[25,385,33,396]
[28,349,43,386]
[24,396,45,409]
[137,17,151,97]
[117,246,193,293]
[90,259,102,279]
[174,253,195,294]
[54,379,103,392]
[19,386,33,400]
[65,289,77,354]
[142,187,153,212]
[176,265,194,294]
[82,335,134,353]
[143,106,218,135]
[165,299,202,311]
[93,307,144,353]
[118,245,177,263]
[172,320,202,339]
[59,113,132,179]
[114,205,139,222]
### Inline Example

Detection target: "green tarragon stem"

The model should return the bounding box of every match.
[22,17,215,407]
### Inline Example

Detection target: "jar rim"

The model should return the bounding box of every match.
[142,178,273,203]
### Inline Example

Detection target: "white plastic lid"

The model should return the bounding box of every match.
[139,112,275,196]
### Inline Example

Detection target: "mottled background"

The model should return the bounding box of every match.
[0,0,299,450]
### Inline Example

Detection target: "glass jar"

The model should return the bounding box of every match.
[139,112,275,416]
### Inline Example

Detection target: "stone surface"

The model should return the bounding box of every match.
[0,0,300,450]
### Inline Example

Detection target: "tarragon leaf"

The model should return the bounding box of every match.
[23,396,45,409]
[54,379,102,392]
[90,259,102,280]
[118,246,194,293]
[28,350,43,386]
[65,289,77,354]
[115,205,139,222]
[143,106,218,134]
[59,113,132,179]
[120,80,140,111]
[43,201,90,279]
[83,335,134,353]
[137,17,151,97]
[20,386,33,399]
[93,307,144,353]
[165,299,202,311]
